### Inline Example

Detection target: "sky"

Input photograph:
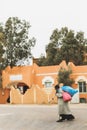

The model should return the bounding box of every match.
[0,0,87,58]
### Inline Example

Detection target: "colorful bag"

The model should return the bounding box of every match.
[62,91,72,102]
[62,86,78,96]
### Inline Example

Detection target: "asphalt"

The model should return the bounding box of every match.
[0,103,87,130]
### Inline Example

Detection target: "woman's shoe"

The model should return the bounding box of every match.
[56,119,64,122]
[67,115,75,121]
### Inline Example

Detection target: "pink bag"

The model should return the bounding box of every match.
[62,91,72,102]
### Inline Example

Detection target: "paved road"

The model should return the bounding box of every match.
[0,104,87,130]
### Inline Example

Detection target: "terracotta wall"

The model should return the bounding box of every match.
[0,88,10,104]
[2,65,34,88]
[1,60,87,104]
[10,85,57,104]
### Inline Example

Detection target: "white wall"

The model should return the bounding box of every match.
[71,89,79,103]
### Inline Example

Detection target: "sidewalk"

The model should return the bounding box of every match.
[0,103,87,130]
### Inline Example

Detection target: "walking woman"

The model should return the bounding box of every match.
[55,83,75,122]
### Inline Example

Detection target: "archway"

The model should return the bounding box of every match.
[17,82,29,94]
[6,82,30,103]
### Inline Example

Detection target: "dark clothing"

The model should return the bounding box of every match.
[55,84,59,93]
[7,96,10,103]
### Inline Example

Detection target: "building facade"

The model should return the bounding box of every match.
[2,60,87,104]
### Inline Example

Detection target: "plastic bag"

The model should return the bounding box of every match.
[62,86,78,96]
[62,91,72,101]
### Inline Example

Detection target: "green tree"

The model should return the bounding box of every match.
[0,17,36,88]
[36,54,46,66]
[0,25,6,88]
[0,17,36,68]
[38,29,62,66]
[0,24,5,67]
[60,30,85,65]
[58,67,74,86]
[38,27,87,66]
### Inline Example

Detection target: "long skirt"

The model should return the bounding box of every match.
[57,98,75,120]
[58,98,75,120]
[58,98,71,115]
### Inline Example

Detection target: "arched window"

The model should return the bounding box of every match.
[42,76,54,88]
[78,81,87,93]
[44,80,52,88]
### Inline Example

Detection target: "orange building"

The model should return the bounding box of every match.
[1,60,87,104]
